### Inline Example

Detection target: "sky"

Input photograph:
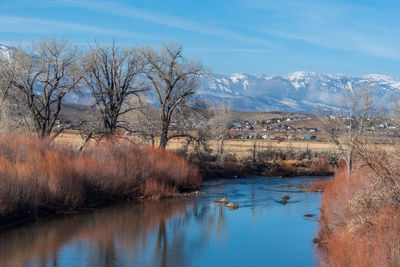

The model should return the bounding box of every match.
[1,0,400,76]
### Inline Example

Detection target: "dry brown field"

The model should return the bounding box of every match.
[55,130,337,157]
[166,138,340,157]
[55,130,396,158]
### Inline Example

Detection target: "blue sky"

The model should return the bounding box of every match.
[1,0,400,76]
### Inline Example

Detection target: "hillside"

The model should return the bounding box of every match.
[198,72,400,112]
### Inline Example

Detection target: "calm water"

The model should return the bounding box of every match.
[0,177,326,267]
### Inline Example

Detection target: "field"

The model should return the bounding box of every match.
[167,138,340,157]
[55,130,399,158]
[55,131,338,155]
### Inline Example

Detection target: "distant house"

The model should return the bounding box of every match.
[304,135,316,140]
[232,121,242,128]
[272,135,285,141]
[304,127,318,132]
[261,134,274,139]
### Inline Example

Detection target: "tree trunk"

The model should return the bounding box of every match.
[159,128,168,149]
[346,158,352,179]
[252,136,257,163]
[216,137,225,161]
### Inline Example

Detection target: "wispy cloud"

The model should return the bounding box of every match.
[188,48,274,53]
[245,0,400,60]
[55,0,276,47]
[0,14,152,40]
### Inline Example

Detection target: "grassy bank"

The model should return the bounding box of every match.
[317,163,400,266]
[187,149,338,179]
[0,136,201,227]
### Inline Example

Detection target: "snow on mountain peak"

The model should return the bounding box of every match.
[198,71,400,112]
[230,73,247,83]
[284,71,316,80]
[0,44,10,50]
[282,71,317,90]
[0,44,13,62]
[363,74,393,81]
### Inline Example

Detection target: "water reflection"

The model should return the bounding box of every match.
[0,177,326,267]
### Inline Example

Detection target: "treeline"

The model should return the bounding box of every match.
[0,39,204,149]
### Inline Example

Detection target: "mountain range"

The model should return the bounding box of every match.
[1,44,399,112]
[198,72,399,112]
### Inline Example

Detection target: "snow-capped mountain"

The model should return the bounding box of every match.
[198,71,400,112]
[0,44,13,62]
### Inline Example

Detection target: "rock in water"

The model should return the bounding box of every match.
[278,194,290,204]
[226,202,239,210]
[215,197,229,203]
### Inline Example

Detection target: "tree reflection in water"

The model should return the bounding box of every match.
[0,199,227,267]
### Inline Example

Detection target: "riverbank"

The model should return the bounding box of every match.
[187,150,338,179]
[0,136,202,229]
[317,161,400,266]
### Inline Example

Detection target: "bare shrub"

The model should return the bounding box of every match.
[256,149,339,164]
[318,160,400,266]
[0,136,202,217]
[208,103,233,159]
[308,179,330,192]
[309,157,333,176]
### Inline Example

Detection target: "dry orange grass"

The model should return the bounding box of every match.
[308,179,330,192]
[0,136,202,217]
[318,164,400,266]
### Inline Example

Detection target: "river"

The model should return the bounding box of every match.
[0,177,326,267]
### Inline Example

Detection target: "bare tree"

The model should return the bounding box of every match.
[250,114,265,163]
[140,42,204,149]
[319,87,373,178]
[180,125,211,155]
[83,41,145,137]
[124,95,160,146]
[208,104,233,159]
[0,95,32,134]
[171,100,211,154]
[0,39,82,138]
[0,68,32,134]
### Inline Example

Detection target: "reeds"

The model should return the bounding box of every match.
[308,179,330,192]
[0,136,202,217]
[318,161,400,266]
